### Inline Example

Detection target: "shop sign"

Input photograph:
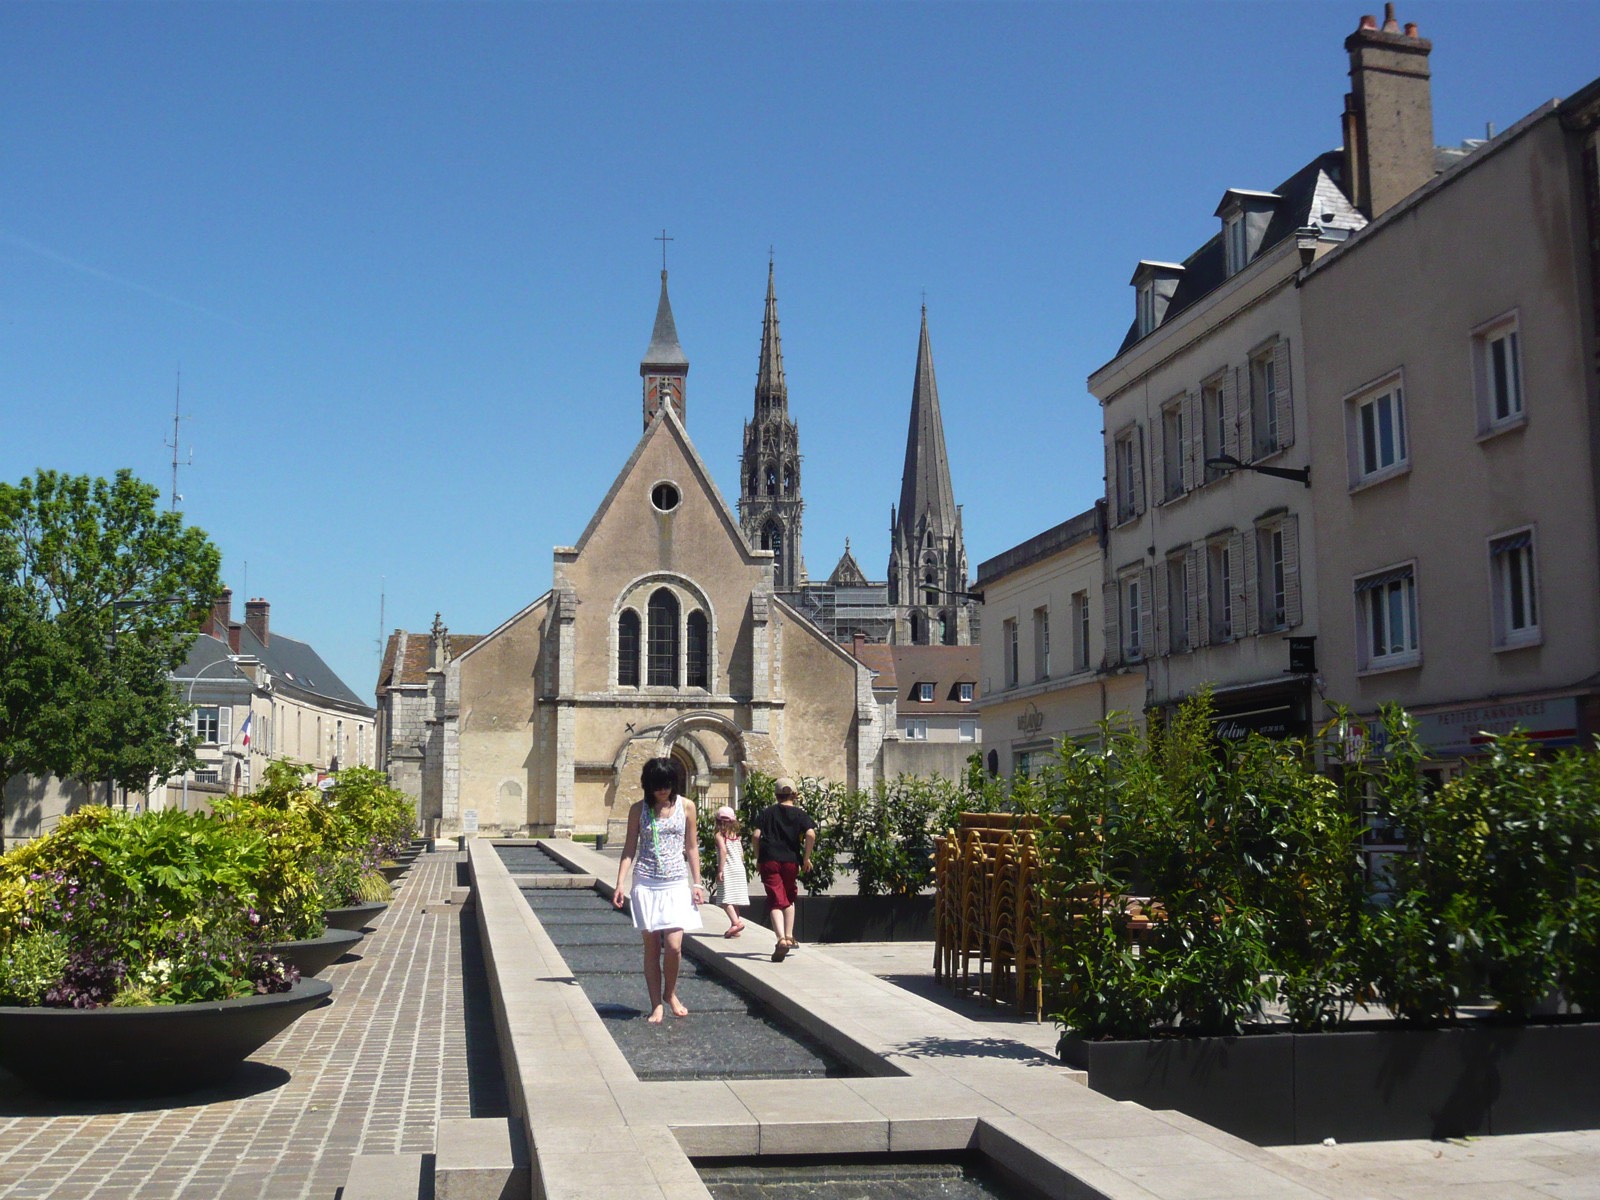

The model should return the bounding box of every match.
[1413,697,1579,758]
[1211,701,1300,742]
[1016,702,1045,736]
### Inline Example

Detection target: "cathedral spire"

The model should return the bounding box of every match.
[641,268,689,429]
[739,256,805,589]
[888,306,970,645]
[897,306,958,534]
[754,255,787,416]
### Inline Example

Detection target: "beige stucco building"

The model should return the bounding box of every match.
[1300,71,1600,766]
[381,272,884,838]
[974,505,1143,775]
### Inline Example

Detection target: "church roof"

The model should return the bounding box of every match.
[642,269,688,368]
[754,258,787,409]
[377,629,484,692]
[895,307,959,538]
[827,540,869,586]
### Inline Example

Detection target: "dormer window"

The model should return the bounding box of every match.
[1130,261,1184,340]
[1225,213,1249,275]
[1137,281,1156,337]
[1215,189,1282,279]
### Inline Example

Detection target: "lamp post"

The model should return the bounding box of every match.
[182,655,242,812]
[1205,454,1311,487]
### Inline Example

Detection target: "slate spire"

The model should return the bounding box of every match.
[897,306,959,533]
[754,256,787,416]
[641,269,689,429]
[738,255,805,588]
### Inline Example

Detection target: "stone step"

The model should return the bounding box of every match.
[339,1152,425,1200]
[436,1116,531,1200]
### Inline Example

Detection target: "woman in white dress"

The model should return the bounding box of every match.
[612,757,705,1023]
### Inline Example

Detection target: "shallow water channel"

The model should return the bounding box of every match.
[501,843,855,1081]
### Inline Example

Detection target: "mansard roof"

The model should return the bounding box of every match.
[642,270,688,369]
[1115,150,1365,355]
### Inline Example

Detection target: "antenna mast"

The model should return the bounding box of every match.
[163,372,192,511]
[377,577,386,658]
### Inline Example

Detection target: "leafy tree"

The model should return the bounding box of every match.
[0,469,222,848]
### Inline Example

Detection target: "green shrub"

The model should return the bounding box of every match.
[0,930,70,1005]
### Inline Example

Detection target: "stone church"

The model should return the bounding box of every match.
[378,267,889,837]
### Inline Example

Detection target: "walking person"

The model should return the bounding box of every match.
[750,777,815,962]
[712,805,750,937]
[612,758,706,1023]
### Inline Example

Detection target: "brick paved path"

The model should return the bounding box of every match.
[0,849,504,1200]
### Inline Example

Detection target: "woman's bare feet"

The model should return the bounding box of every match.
[668,995,689,1017]
[647,1004,666,1024]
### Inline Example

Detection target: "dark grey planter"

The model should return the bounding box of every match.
[323,901,388,931]
[0,977,332,1097]
[744,894,935,942]
[378,862,407,882]
[270,927,363,977]
[1072,1017,1600,1144]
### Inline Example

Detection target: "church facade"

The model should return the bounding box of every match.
[378,269,886,837]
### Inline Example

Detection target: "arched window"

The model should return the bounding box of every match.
[686,610,709,689]
[762,521,783,578]
[910,611,927,644]
[765,467,777,495]
[617,609,641,687]
[783,465,795,495]
[647,588,679,686]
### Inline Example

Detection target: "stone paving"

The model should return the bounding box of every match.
[0,849,503,1200]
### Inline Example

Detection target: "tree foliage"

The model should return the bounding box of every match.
[0,469,222,841]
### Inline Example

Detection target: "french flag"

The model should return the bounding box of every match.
[239,712,252,749]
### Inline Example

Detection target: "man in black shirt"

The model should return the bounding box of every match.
[750,777,816,962]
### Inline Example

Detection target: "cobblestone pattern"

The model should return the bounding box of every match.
[0,850,498,1200]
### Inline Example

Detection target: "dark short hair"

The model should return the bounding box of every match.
[641,757,678,795]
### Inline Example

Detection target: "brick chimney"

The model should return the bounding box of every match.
[1342,4,1434,220]
[206,588,233,638]
[244,598,270,648]
[227,622,243,654]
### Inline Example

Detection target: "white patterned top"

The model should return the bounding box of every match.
[635,795,689,885]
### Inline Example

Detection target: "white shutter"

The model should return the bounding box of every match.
[219,706,232,747]
[1273,339,1294,449]
[1193,545,1210,647]
[1133,425,1147,515]
[1228,531,1248,640]
[1139,567,1155,659]
[1105,437,1118,520]
[1222,370,1241,461]
[1184,390,1203,492]
[1103,582,1121,667]
[1239,363,1256,463]
[1242,528,1260,637]
[1151,415,1166,506]
[1154,559,1169,656]
[1283,514,1303,627]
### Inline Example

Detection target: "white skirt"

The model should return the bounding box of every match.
[630,878,704,933]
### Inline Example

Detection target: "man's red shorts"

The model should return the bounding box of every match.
[758,860,799,909]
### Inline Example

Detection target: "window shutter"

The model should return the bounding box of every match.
[1103,581,1121,667]
[1242,528,1260,637]
[1228,531,1247,638]
[1105,437,1117,519]
[1191,545,1209,647]
[1184,390,1203,492]
[1151,416,1166,506]
[1283,514,1302,627]
[1133,425,1147,515]
[1139,567,1155,657]
[219,706,232,747]
[1238,363,1256,463]
[1154,559,1169,656]
[1222,370,1241,461]
[1273,339,1294,448]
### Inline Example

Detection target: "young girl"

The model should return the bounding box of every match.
[712,805,750,937]
[612,758,705,1023]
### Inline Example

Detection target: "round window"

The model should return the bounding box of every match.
[651,482,681,512]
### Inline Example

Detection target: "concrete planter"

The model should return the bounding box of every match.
[0,978,332,1097]
[745,893,935,942]
[378,862,407,883]
[1067,1016,1600,1144]
[270,927,363,977]
[324,900,388,931]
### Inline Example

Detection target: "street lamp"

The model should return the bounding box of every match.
[181,655,243,811]
[1204,454,1311,487]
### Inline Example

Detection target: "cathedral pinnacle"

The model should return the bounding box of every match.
[755,257,787,414]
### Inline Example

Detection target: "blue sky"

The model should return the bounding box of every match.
[5,1,1599,700]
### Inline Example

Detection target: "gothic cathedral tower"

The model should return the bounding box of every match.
[641,270,688,429]
[888,307,972,645]
[738,259,805,588]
